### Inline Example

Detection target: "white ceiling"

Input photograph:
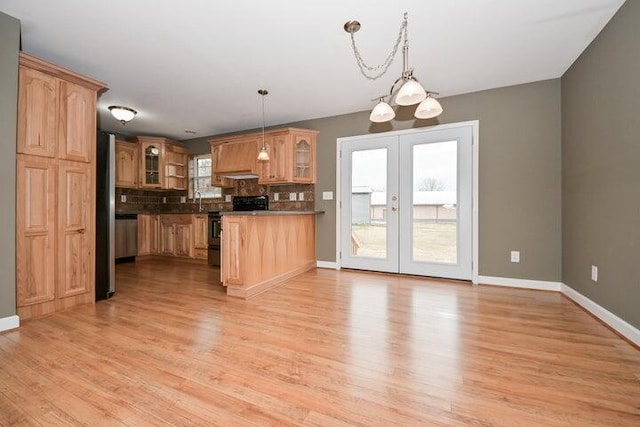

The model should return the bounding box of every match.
[0,0,625,141]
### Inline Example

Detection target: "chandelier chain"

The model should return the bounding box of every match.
[349,13,408,80]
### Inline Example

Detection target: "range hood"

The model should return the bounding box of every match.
[221,173,259,179]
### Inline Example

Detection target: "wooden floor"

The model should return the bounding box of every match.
[1,258,639,426]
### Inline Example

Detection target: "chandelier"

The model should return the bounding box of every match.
[344,13,443,123]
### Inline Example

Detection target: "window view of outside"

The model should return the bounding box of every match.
[351,148,387,258]
[189,155,222,199]
[349,141,458,264]
[412,141,457,264]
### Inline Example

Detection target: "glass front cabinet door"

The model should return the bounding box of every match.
[292,131,317,183]
[139,138,165,188]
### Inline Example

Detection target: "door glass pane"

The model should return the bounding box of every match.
[351,148,387,258]
[412,141,457,264]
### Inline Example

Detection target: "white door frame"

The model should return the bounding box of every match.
[335,120,480,284]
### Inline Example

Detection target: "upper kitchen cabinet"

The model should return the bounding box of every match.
[58,81,95,162]
[164,143,188,190]
[208,127,318,185]
[16,52,106,320]
[17,67,58,158]
[292,130,317,183]
[115,140,138,188]
[136,136,187,190]
[138,137,165,189]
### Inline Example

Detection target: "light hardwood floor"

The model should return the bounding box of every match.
[1,257,639,426]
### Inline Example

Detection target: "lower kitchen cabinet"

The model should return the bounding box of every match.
[137,214,159,255]
[138,213,207,260]
[160,215,192,258]
[192,214,208,260]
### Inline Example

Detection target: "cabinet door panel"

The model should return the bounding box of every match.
[17,67,58,158]
[115,141,138,188]
[58,81,95,163]
[160,223,175,255]
[16,156,56,306]
[193,215,208,250]
[174,224,192,257]
[58,161,93,298]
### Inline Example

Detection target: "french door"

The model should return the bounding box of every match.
[339,124,473,280]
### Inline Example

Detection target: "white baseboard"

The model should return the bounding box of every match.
[561,284,640,347]
[477,275,562,291]
[316,261,338,269]
[0,315,20,333]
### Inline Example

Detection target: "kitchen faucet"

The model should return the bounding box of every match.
[195,191,203,212]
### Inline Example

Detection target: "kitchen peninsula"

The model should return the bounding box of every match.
[221,211,318,298]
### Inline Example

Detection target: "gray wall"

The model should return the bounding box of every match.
[288,79,562,281]
[0,11,20,319]
[562,0,640,329]
[186,79,562,281]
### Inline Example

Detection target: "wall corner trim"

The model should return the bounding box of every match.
[316,261,338,269]
[0,315,20,333]
[561,284,640,347]
[477,275,562,291]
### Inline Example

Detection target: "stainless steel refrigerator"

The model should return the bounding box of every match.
[95,131,116,300]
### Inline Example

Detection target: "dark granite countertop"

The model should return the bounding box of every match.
[221,210,324,216]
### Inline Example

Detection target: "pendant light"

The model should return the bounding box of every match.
[257,89,270,161]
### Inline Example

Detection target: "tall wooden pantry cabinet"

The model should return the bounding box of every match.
[16,53,106,320]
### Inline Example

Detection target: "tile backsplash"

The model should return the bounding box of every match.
[115,179,314,214]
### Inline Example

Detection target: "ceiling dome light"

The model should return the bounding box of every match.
[414,94,443,119]
[395,79,426,106]
[369,99,396,123]
[108,105,137,124]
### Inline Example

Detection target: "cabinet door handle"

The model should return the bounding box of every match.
[77,228,86,234]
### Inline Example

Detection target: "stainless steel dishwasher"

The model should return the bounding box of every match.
[115,214,137,263]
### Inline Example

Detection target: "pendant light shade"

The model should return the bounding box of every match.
[395,78,427,106]
[257,147,270,161]
[369,99,396,123]
[414,94,443,119]
[108,105,137,124]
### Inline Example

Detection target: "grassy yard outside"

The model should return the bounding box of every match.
[351,222,457,263]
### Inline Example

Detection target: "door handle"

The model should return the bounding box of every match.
[391,206,398,212]
[391,195,398,201]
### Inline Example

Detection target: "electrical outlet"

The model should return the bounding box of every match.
[510,250,520,263]
[591,265,598,282]
[273,192,279,201]
[225,195,232,202]
[289,192,297,201]
[162,197,167,204]
[180,196,186,203]
[322,191,334,200]
[298,192,305,201]
[120,195,127,203]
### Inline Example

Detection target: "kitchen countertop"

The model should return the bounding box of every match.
[221,210,324,216]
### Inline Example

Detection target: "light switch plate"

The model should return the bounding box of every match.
[298,192,305,201]
[289,192,297,201]
[225,195,232,202]
[120,195,127,203]
[180,196,186,203]
[273,192,279,201]
[510,251,520,263]
[162,197,167,204]
[322,191,334,200]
